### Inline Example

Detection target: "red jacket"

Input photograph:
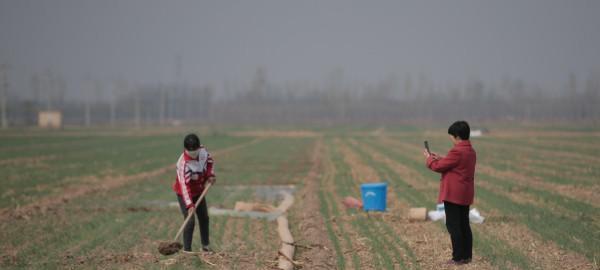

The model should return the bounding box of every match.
[426,140,476,206]
[172,146,215,208]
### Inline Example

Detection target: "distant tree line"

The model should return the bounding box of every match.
[1,67,599,127]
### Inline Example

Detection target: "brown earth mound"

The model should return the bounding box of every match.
[158,242,182,255]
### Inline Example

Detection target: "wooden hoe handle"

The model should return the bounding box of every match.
[173,182,213,241]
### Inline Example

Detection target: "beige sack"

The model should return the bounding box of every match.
[408,207,427,221]
[234,201,276,212]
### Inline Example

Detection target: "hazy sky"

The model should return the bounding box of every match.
[1,0,599,95]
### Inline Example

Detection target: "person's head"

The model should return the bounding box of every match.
[447,121,470,144]
[183,133,201,158]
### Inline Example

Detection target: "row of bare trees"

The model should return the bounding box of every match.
[1,67,599,127]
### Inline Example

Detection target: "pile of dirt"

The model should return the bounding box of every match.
[157,242,182,255]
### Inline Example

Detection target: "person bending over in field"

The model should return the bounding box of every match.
[173,133,216,253]
[424,121,476,265]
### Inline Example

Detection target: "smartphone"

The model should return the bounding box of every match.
[424,141,431,154]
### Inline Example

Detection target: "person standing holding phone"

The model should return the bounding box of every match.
[423,121,476,265]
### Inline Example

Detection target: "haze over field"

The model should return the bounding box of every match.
[1,1,599,125]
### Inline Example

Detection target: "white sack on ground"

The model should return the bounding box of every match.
[428,210,445,221]
[469,208,485,224]
[427,208,485,224]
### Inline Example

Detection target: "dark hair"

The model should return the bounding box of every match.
[448,121,470,140]
[184,133,200,150]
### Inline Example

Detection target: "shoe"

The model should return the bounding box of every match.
[202,245,214,253]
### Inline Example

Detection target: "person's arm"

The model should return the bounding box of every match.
[427,148,460,173]
[177,160,194,209]
[205,152,216,184]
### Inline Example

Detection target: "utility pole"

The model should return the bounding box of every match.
[84,79,92,127]
[133,85,141,128]
[93,80,102,125]
[31,74,41,110]
[159,83,166,125]
[43,69,54,110]
[174,55,187,121]
[0,64,8,128]
[56,75,66,112]
[109,80,120,127]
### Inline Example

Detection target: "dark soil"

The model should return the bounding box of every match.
[158,242,182,255]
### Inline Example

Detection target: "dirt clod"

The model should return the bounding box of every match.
[158,242,182,255]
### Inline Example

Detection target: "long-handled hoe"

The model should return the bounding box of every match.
[158,183,213,255]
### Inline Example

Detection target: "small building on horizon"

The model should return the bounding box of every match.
[38,110,62,128]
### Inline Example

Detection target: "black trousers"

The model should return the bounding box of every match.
[444,201,472,261]
[177,195,210,251]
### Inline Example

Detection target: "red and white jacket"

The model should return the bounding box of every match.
[172,146,215,209]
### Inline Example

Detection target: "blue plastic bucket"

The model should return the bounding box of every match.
[360,182,387,211]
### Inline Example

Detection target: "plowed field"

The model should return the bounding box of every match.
[1,127,598,269]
